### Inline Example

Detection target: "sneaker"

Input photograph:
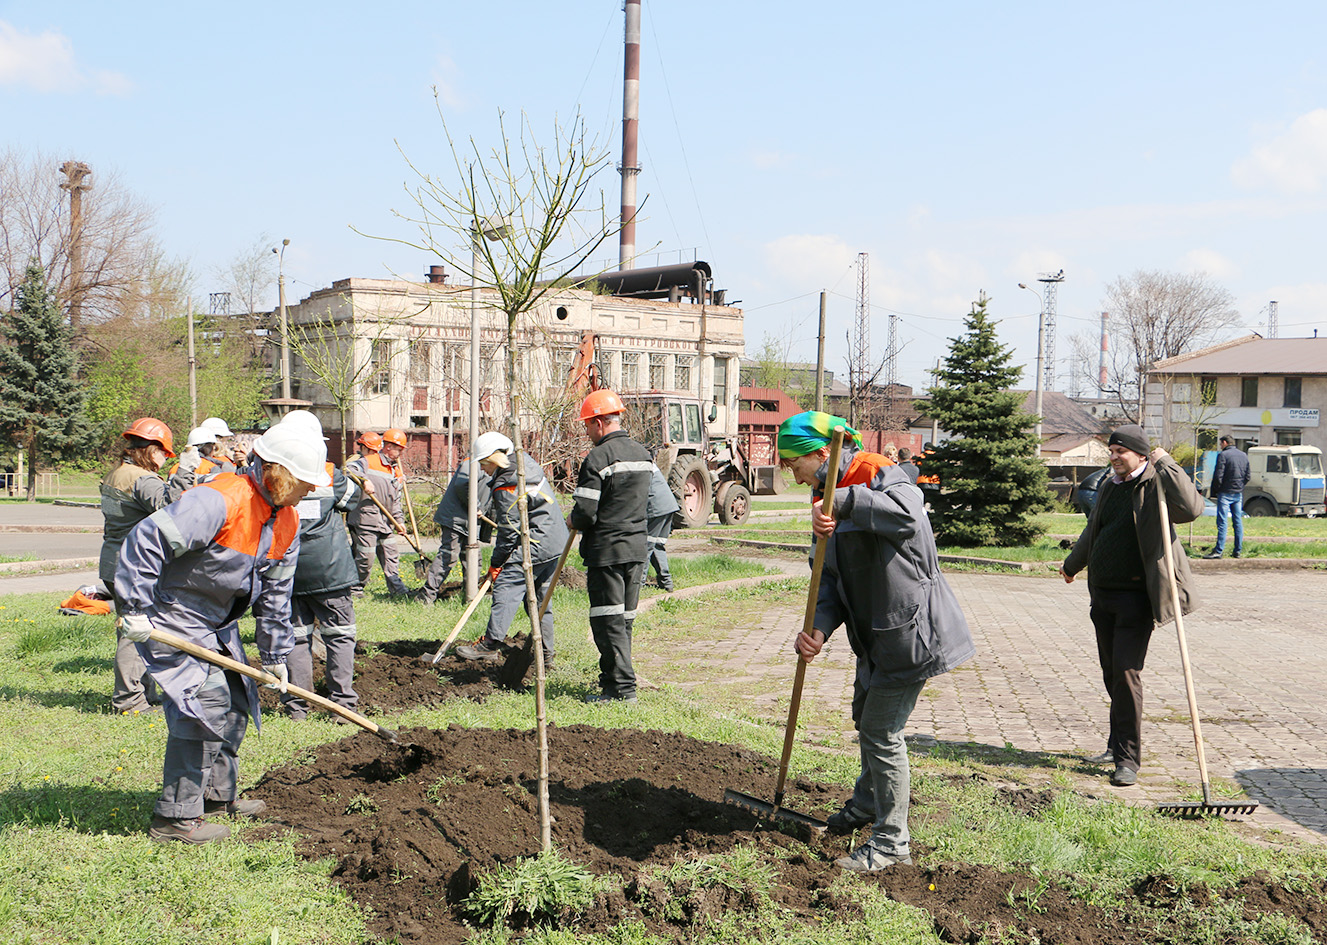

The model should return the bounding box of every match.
[1232,551,1242,559]
[203,798,267,817]
[1110,766,1138,787]
[835,843,913,872]
[1203,551,1222,559]
[584,692,637,705]
[149,816,231,845]
[455,639,504,662]
[1085,748,1114,765]
[826,802,873,833]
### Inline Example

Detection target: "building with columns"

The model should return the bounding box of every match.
[280,273,744,466]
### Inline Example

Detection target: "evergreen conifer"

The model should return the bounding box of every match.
[923,293,1049,546]
[0,263,94,500]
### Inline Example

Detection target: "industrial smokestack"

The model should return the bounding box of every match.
[426,265,448,284]
[1099,311,1108,392]
[618,0,642,270]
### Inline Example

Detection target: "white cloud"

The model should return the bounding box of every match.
[750,150,793,170]
[760,233,856,289]
[0,21,130,95]
[430,53,464,109]
[1180,248,1239,280]
[1231,108,1327,194]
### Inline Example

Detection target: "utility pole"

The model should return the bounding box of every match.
[618,0,642,269]
[58,161,92,333]
[815,291,826,412]
[187,297,198,426]
[1099,311,1108,393]
[851,253,870,427]
[1037,269,1064,392]
[275,240,291,399]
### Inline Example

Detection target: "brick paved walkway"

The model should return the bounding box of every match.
[654,545,1327,844]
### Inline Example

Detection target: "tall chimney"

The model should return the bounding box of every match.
[618,0,642,270]
[1099,311,1108,392]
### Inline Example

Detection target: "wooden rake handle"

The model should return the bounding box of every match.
[428,576,495,663]
[147,627,398,742]
[507,528,577,645]
[774,427,846,807]
[345,472,429,560]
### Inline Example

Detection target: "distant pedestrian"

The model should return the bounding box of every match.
[571,389,653,704]
[1205,436,1250,559]
[1060,423,1205,788]
[645,465,680,591]
[780,411,975,873]
[896,447,919,485]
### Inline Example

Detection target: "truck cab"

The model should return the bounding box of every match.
[1243,445,1325,517]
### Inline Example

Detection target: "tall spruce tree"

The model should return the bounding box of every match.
[0,263,94,501]
[923,293,1049,546]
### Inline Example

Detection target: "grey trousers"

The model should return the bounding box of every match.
[283,592,358,717]
[587,561,644,698]
[484,558,558,656]
[351,527,409,595]
[847,679,927,857]
[420,529,466,604]
[113,622,159,713]
[156,667,248,820]
[646,514,674,588]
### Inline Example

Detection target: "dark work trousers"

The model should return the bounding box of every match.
[283,592,359,718]
[1089,586,1154,773]
[420,529,466,604]
[485,557,558,657]
[646,515,674,589]
[157,666,248,820]
[587,561,645,698]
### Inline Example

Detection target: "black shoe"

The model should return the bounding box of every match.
[455,639,504,662]
[1085,748,1114,765]
[1203,551,1222,559]
[1232,552,1241,559]
[1110,766,1137,787]
[826,802,873,833]
[203,797,267,817]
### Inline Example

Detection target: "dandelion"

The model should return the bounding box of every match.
[928,884,936,891]
[115,766,123,772]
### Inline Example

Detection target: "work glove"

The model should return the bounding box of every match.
[177,446,201,474]
[262,663,289,694]
[486,566,502,584]
[120,613,154,643]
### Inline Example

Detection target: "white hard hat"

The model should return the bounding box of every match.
[280,409,326,439]
[470,431,514,468]
[202,417,234,438]
[185,426,218,448]
[252,424,331,487]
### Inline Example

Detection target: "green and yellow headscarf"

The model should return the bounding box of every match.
[776,411,862,459]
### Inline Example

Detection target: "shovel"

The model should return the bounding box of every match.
[346,472,432,576]
[724,427,846,831]
[499,528,576,690]
[146,627,398,743]
[421,576,495,664]
[1153,484,1259,818]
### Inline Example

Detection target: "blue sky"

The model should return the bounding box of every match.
[5,1,1327,392]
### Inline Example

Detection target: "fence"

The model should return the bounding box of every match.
[1,472,61,497]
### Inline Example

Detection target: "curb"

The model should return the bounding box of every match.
[0,556,98,574]
[0,525,102,534]
[708,536,1041,573]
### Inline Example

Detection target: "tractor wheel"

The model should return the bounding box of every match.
[1245,497,1276,517]
[716,483,752,525]
[669,455,712,528]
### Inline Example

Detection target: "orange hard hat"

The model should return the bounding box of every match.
[123,418,176,458]
[579,388,625,422]
[382,428,408,448]
[356,431,383,451]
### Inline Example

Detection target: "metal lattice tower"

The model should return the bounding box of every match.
[1268,300,1278,338]
[209,292,231,316]
[886,311,899,419]
[1037,269,1065,391]
[852,253,870,423]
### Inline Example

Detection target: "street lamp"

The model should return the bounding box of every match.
[274,239,291,400]
[1018,282,1046,448]
[465,216,513,601]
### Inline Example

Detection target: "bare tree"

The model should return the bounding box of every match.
[0,147,158,333]
[383,98,624,853]
[1068,270,1241,422]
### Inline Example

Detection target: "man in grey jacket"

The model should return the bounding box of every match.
[781,411,975,873]
[644,465,680,591]
[1061,423,1205,787]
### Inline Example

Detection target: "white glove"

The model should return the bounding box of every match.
[262,663,289,694]
[120,613,154,643]
[178,446,201,474]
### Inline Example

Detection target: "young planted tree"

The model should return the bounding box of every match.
[0,264,95,500]
[387,98,626,852]
[924,293,1049,547]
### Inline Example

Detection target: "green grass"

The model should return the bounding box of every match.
[3,562,1327,943]
[1036,511,1327,539]
[0,554,39,565]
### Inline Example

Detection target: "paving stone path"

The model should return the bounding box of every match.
[654,540,1327,844]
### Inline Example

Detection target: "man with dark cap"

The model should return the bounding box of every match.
[1205,435,1250,559]
[1060,423,1205,788]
